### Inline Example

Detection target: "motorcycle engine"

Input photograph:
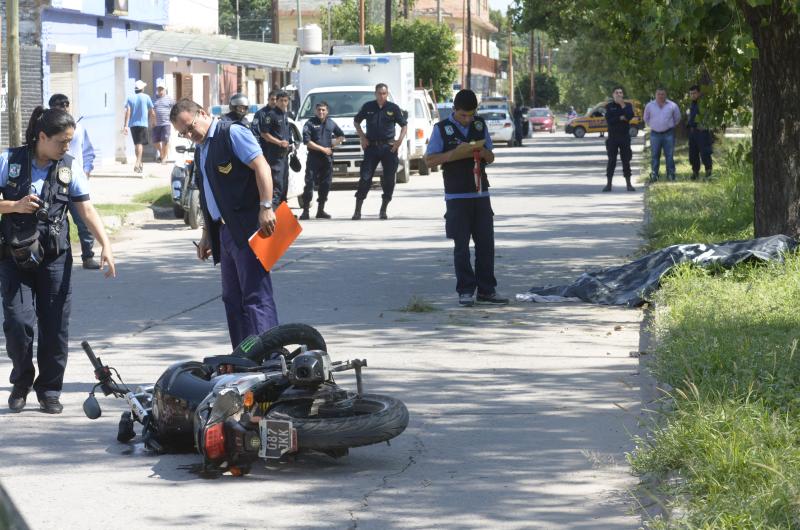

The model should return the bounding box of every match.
[289,350,332,386]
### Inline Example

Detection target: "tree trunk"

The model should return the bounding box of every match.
[385,0,392,51]
[743,4,800,237]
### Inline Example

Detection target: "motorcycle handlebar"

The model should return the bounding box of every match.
[82,340,102,371]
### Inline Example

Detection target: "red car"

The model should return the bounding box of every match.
[528,107,557,134]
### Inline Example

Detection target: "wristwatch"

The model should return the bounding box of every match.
[259,200,273,209]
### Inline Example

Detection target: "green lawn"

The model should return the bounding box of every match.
[69,186,171,240]
[628,137,800,528]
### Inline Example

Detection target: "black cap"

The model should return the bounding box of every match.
[48,93,70,109]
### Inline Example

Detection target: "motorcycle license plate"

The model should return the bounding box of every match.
[259,419,298,459]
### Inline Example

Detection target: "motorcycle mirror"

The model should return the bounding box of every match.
[83,395,102,420]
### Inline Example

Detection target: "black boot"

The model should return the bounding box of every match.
[705,169,712,180]
[299,208,310,220]
[691,171,699,180]
[315,201,331,219]
[379,199,389,220]
[602,179,612,192]
[625,178,636,192]
[351,199,363,220]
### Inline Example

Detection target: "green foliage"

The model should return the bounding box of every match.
[219,0,273,42]
[514,72,559,107]
[642,138,754,252]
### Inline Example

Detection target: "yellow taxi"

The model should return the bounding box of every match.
[564,99,644,138]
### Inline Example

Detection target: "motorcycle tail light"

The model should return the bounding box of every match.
[204,423,226,460]
[415,128,424,139]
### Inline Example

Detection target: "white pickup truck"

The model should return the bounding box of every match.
[296,49,415,183]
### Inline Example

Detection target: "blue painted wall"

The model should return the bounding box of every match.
[41,3,166,164]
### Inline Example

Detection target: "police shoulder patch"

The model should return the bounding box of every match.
[444,125,454,136]
[8,163,21,179]
[217,162,233,175]
[475,121,484,131]
[57,166,72,185]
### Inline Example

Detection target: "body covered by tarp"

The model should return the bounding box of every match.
[517,235,798,307]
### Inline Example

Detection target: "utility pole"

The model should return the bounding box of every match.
[437,0,442,24]
[236,0,240,40]
[7,0,22,147]
[384,0,392,51]
[359,0,365,45]
[465,0,472,90]
[296,0,301,29]
[528,32,535,105]
[507,14,513,103]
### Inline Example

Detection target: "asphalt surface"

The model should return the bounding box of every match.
[0,131,647,530]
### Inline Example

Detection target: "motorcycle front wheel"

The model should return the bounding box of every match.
[266,394,409,450]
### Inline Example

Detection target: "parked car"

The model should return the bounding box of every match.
[477,109,516,147]
[564,99,644,138]
[529,107,557,134]
[436,101,453,118]
[410,89,436,175]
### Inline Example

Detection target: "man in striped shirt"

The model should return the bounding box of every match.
[152,81,175,163]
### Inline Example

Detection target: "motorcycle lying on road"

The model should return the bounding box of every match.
[81,324,409,476]
[170,144,203,229]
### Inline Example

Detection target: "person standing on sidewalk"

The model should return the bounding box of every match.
[602,86,636,192]
[1,107,116,414]
[47,94,102,269]
[152,81,175,164]
[122,80,155,173]
[170,99,278,350]
[643,87,681,182]
[300,101,344,220]
[352,83,408,220]
[424,89,508,307]
[252,91,292,208]
[687,84,713,180]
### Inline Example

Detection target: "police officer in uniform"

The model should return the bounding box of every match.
[687,84,713,180]
[300,101,345,220]
[170,99,278,350]
[1,106,116,414]
[603,86,636,192]
[424,89,508,307]
[223,93,251,127]
[252,91,292,208]
[352,83,408,220]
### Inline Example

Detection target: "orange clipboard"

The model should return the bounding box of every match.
[248,202,302,272]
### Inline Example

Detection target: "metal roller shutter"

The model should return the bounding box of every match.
[48,52,76,113]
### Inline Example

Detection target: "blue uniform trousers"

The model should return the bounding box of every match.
[219,224,278,350]
[688,129,713,175]
[606,136,632,180]
[0,250,72,398]
[445,197,497,296]
[356,143,398,201]
[302,155,333,205]
[68,202,94,260]
[268,156,289,207]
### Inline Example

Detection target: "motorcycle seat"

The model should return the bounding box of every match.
[202,355,260,372]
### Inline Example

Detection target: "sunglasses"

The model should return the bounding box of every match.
[178,113,199,138]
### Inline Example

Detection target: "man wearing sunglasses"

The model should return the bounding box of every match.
[169,99,279,349]
[48,93,101,270]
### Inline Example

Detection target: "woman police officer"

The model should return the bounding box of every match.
[0,106,116,414]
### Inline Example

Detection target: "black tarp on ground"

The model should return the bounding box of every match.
[517,235,798,307]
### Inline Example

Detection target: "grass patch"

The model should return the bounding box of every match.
[401,295,438,313]
[631,136,800,527]
[640,137,753,252]
[132,186,172,208]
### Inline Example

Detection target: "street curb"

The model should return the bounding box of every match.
[100,207,155,231]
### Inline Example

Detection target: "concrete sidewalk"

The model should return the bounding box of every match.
[0,132,647,529]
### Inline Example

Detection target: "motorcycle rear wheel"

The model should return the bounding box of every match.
[234,323,327,363]
[266,394,408,450]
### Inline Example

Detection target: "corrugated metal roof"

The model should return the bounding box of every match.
[136,30,299,70]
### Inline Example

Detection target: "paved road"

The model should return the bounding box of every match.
[0,132,646,529]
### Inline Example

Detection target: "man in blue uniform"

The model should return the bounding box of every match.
[48,93,102,268]
[603,86,636,192]
[300,101,345,220]
[424,89,508,307]
[352,83,408,220]
[251,91,292,208]
[687,84,713,180]
[170,99,278,350]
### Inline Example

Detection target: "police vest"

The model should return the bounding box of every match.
[1,146,72,258]
[197,120,261,264]
[437,117,490,195]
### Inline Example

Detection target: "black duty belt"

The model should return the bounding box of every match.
[370,139,394,146]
